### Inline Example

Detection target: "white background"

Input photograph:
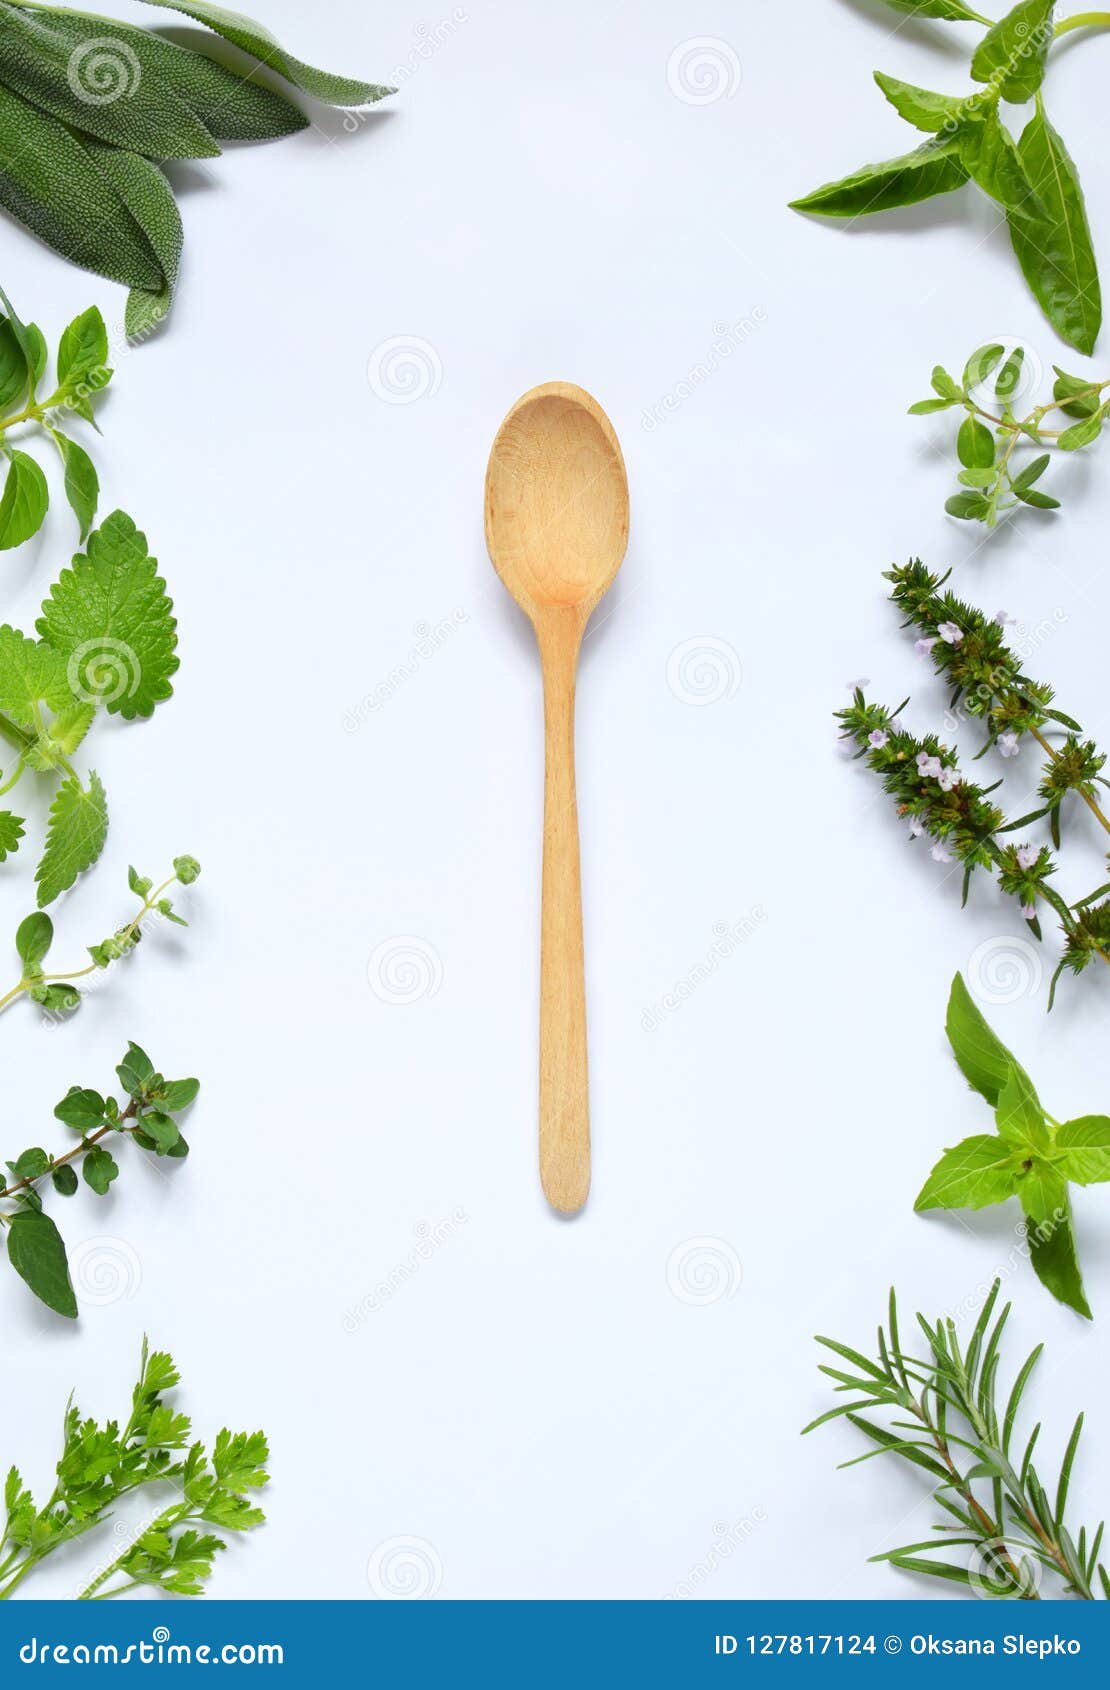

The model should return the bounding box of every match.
[4,0,1110,1602]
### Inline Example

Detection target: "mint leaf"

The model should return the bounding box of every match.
[35,771,108,907]
[0,812,24,861]
[1054,1117,1110,1185]
[15,911,52,973]
[6,1209,77,1318]
[971,0,1055,104]
[49,432,98,541]
[0,626,69,728]
[995,1065,1050,1153]
[945,973,1036,1107]
[790,136,969,218]
[36,511,178,720]
[915,1134,1022,1211]
[0,450,48,550]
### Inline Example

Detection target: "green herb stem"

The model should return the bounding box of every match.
[1054,12,1110,37]
[0,873,178,1016]
[0,1100,138,1205]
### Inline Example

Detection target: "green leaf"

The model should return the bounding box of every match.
[931,366,963,400]
[128,865,153,896]
[138,0,396,106]
[139,1110,180,1154]
[971,0,1055,103]
[1021,1180,1091,1318]
[945,490,991,520]
[51,1163,78,1196]
[1054,1117,1110,1185]
[173,854,200,885]
[1053,365,1100,417]
[790,136,969,218]
[54,1087,107,1133]
[873,72,964,133]
[117,1041,155,1098]
[1058,411,1103,450]
[915,1134,1022,1211]
[49,432,98,540]
[995,1065,1050,1152]
[56,307,109,393]
[35,771,108,908]
[995,346,1025,401]
[29,982,80,1013]
[957,467,997,488]
[957,414,996,468]
[945,972,1036,1107]
[82,1148,119,1195]
[0,450,48,550]
[0,316,29,409]
[84,147,182,340]
[6,1209,77,1318]
[1013,485,1061,508]
[7,1147,50,1182]
[958,106,1042,214]
[1008,104,1101,356]
[844,1414,950,1479]
[36,511,178,719]
[0,626,70,728]
[964,344,1004,388]
[1013,453,1050,491]
[876,0,988,16]
[908,396,959,413]
[32,701,95,764]
[159,1077,200,1111]
[15,911,52,972]
[0,84,163,291]
[0,812,24,861]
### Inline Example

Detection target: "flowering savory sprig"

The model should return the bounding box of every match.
[910,344,1109,529]
[888,560,1110,851]
[836,692,1110,1005]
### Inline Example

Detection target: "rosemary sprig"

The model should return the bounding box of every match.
[805,1280,1110,1599]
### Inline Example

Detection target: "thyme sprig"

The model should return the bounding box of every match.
[911,345,1109,528]
[805,1280,1109,1599]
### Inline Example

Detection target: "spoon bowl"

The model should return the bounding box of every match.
[485,382,629,1212]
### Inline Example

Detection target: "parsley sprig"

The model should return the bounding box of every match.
[0,1340,268,1598]
[805,1279,1109,1598]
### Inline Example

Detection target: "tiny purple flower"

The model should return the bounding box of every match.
[937,621,964,645]
[931,841,952,864]
[868,729,888,748]
[994,610,1016,626]
[916,752,943,780]
[914,638,937,658]
[937,766,958,792]
[998,732,1020,758]
[1021,903,1037,919]
[908,816,926,839]
[1016,843,1038,871]
[847,677,870,690]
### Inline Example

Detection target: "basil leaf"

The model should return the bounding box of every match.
[0,316,28,408]
[1021,1182,1091,1318]
[945,973,1036,1107]
[877,0,987,16]
[914,1135,1022,1211]
[995,1065,1050,1152]
[0,450,48,550]
[873,72,964,133]
[790,135,969,218]
[958,107,1042,214]
[6,1209,77,1318]
[971,0,1055,104]
[1008,104,1101,356]
[1054,1117,1110,1185]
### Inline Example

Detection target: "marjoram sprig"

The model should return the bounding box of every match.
[805,1280,1109,1599]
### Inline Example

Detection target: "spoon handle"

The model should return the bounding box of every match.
[537,608,590,1213]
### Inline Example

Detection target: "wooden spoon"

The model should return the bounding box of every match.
[485,381,629,1214]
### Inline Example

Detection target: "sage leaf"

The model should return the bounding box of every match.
[138,0,395,106]
[6,1208,77,1318]
[84,146,183,339]
[971,0,1055,104]
[790,136,968,218]
[1008,104,1101,355]
[914,1134,1022,1211]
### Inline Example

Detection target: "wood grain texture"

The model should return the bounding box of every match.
[485,382,629,1213]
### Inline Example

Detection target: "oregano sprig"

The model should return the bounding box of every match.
[1,1039,198,1318]
[911,345,1109,526]
[0,854,200,1020]
[791,4,1108,353]
[804,1279,1109,1598]
[0,1340,267,1598]
[0,291,111,549]
[0,508,179,903]
[917,974,1110,1316]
